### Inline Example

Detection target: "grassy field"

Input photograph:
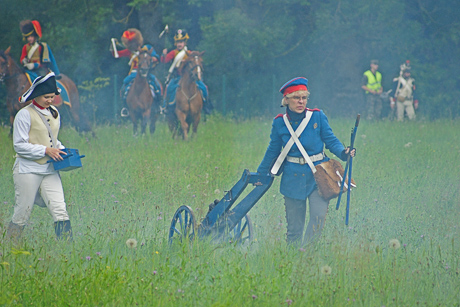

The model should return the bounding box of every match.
[1,115,459,306]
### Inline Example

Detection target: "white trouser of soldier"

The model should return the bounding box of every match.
[12,164,70,226]
[396,98,415,121]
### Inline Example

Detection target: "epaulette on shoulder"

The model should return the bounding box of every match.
[274,113,284,119]
[307,108,320,112]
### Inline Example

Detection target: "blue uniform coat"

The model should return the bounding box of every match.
[257,109,347,200]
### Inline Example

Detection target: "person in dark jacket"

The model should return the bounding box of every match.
[257,77,355,246]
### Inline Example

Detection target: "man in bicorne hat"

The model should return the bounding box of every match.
[160,29,211,114]
[19,20,61,81]
[111,28,162,117]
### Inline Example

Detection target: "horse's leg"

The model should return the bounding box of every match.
[150,96,160,135]
[141,108,151,135]
[129,109,138,136]
[192,109,201,137]
[176,109,189,140]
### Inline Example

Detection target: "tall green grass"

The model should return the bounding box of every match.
[1,115,459,306]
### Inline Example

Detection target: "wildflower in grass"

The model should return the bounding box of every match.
[126,238,138,248]
[299,248,306,252]
[155,251,159,254]
[1,261,10,267]
[96,252,101,256]
[321,265,332,275]
[389,239,401,250]
[86,256,91,261]
[38,258,44,261]
[153,270,157,275]
[214,189,221,194]
[404,142,412,148]
[286,299,293,305]
[252,295,257,299]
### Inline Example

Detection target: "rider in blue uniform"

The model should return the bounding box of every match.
[257,77,355,246]
[160,29,211,114]
[111,28,162,117]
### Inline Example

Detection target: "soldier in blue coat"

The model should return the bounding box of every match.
[257,77,355,246]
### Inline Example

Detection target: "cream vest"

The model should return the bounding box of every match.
[25,104,60,164]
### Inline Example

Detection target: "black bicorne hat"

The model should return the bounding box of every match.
[19,72,61,103]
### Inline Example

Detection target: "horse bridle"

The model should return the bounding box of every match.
[138,51,155,77]
[186,56,203,81]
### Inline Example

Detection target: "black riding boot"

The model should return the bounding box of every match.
[203,97,214,115]
[54,220,73,241]
[6,222,24,243]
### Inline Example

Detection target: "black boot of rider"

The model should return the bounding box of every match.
[203,98,214,115]
[54,220,73,241]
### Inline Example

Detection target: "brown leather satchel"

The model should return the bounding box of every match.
[314,159,356,201]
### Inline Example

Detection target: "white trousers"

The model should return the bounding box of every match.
[12,164,70,226]
[396,99,416,121]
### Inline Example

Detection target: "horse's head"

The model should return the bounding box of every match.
[0,47,12,83]
[137,48,157,78]
[182,51,204,81]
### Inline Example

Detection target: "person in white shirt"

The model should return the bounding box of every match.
[7,72,73,242]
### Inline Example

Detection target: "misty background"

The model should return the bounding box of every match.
[0,0,459,124]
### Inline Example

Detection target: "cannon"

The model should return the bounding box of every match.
[168,170,274,245]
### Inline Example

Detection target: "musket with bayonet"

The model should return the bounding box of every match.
[336,114,360,225]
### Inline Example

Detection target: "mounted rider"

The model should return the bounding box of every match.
[111,28,162,117]
[160,29,211,114]
[19,20,61,82]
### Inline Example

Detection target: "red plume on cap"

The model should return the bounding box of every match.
[31,20,42,38]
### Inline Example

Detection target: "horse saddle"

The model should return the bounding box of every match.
[54,80,71,107]
[122,79,157,100]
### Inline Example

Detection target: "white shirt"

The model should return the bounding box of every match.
[13,105,64,174]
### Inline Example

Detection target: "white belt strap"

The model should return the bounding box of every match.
[27,42,40,61]
[270,111,312,175]
[128,51,140,66]
[282,114,317,174]
[168,47,188,74]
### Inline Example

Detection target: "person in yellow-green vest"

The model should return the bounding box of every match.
[361,59,383,120]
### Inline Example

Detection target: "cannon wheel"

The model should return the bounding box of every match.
[229,213,253,245]
[169,206,196,244]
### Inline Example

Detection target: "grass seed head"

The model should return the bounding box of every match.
[389,239,401,250]
[126,238,138,248]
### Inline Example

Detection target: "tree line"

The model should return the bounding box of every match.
[1,0,459,123]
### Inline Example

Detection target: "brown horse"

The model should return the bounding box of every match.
[126,47,161,136]
[0,47,91,133]
[167,51,205,140]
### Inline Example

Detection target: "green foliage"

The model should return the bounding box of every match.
[0,0,459,124]
[0,118,459,305]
